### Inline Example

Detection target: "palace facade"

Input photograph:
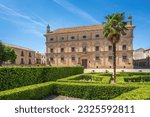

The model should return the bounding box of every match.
[45,18,135,68]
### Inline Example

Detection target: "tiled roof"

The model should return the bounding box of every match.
[53,24,103,34]
[3,43,35,52]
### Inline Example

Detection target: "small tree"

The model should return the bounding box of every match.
[103,13,127,83]
[0,42,17,66]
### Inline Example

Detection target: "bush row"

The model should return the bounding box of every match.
[0,81,137,100]
[118,72,150,76]
[0,82,54,100]
[114,85,150,100]
[0,66,84,91]
[57,74,111,84]
[124,75,150,82]
[54,82,136,100]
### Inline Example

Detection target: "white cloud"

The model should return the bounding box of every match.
[0,3,45,27]
[53,0,99,24]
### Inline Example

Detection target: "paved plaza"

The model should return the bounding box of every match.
[84,69,150,73]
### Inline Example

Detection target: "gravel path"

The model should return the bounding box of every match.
[44,95,81,100]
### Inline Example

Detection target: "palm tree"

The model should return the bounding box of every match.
[103,13,127,83]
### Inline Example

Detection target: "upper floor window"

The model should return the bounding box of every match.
[108,56,113,60]
[95,46,99,51]
[61,48,64,53]
[21,51,24,56]
[83,35,87,39]
[61,37,64,41]
[95,34,100,38]
[29,52,31,57]
[51,48,54,53]
[71,36,75,39]
[122,45,127,50]
[108,45,112,51]
[50,38,54,41]
[122,56,127,60]
[71,47,75,52]
[95,56,100,60]
[83,47,87,52]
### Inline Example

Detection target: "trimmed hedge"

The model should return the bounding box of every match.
[118,72,150,76]
[114,85,150,100]
[54,82,136,100]
[0,82,54,100]
[0,81,137,100]
[0,66,84,91]
[124,75,150,82]
[57,73,111,84]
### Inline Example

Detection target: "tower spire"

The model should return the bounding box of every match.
[47,24,50,33]
[127,16,132,25]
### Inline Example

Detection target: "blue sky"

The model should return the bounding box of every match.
[0,0,150,53]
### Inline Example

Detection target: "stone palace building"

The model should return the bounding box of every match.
[45,17,135,68]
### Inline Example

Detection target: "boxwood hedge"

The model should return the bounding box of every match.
[0,66,83,91]
[54,82,136,100]
[57,73,111,84]
[124,75,150,82]
[114,85,150,100]
[0,81,137,100]
[0,82,54,100]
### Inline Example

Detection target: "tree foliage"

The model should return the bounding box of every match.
[103,13,127,43]
[0,42,17,65]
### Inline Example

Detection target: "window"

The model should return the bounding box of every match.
[83,47,87,52]
[72,57,75,61]
[122,45,127,50]
[51,48,54,53]
[123,56,127,60]
[61,57,64,61]
[71,47,75,52]
[83,35,87,39]
[29,52,31,57]
[108,46,112,51]
[28,59,32,64]
[21,51,24,56]
[95,56,100,60]
[95,34,100,38]
[21,58,24,64]
[50,57,54,61]
[61,37,64,41]
[95,46,99,51]
[50,38,54,41]
[108,56,113,60]
[71,36,75,39]
[61,48,64,53]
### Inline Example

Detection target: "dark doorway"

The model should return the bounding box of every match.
[82,59,87,68]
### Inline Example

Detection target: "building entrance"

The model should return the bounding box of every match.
[82,59,87,68]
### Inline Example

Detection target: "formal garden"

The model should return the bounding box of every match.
[0,66,150,100]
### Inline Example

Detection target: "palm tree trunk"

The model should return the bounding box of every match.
[112,43,116,83]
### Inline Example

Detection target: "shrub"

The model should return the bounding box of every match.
[0,66,83,91]
[54,82,136,100]
[57,73,111,84]
[118,72,150,76]
[114,85,150,100]
[124,75,150,82]
[0,82,54,100]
